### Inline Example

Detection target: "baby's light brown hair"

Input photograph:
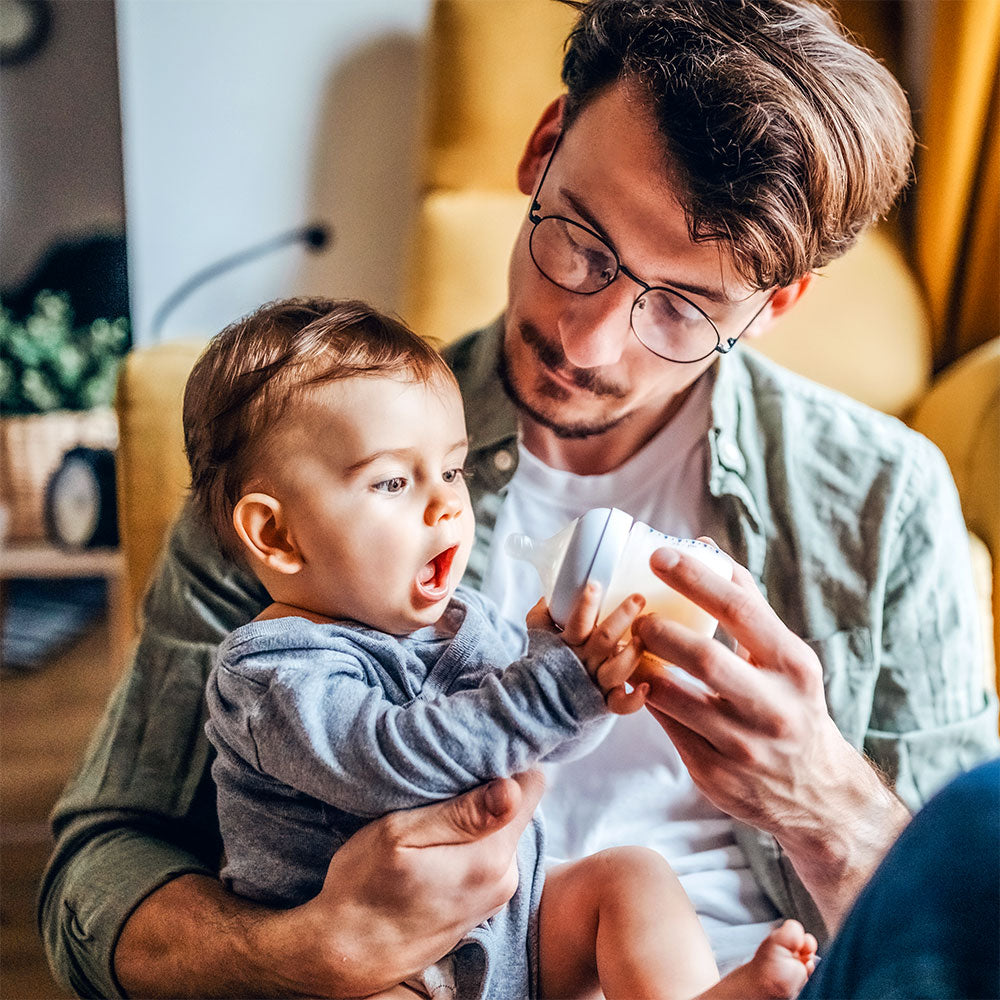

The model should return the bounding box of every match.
[183,297,456,561]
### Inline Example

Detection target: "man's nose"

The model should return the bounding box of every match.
[557,280,635,369]
[425,485,462,525]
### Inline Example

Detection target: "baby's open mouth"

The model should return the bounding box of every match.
[416,545,457,598]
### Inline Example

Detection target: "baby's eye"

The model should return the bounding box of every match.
[373,477,407,494]
[442,467,466,484]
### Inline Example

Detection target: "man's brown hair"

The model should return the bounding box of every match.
[183,297,455,560]
[558,0,915,289]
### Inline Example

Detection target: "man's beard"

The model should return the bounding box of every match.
[498,319,631,440]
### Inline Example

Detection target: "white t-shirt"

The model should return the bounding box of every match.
[481,371,780,972]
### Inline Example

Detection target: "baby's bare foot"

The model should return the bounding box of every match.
[694,920,817,1000]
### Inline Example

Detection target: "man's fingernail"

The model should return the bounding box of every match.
[484,779,508,817]
[653,547,679,569]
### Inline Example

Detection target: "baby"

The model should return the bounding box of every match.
[186,297,816,999]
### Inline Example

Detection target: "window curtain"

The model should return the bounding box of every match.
[912,0,1000,371]
[838,0,999,372]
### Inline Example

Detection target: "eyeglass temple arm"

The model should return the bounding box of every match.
[717,288,781,354]
[529,132,565,219]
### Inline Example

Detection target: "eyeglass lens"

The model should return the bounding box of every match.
[529,215,722,363]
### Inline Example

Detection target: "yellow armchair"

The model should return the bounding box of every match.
[115,0,996,696]
[910,340,1000,691]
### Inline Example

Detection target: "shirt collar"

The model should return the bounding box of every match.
[708,349,768,578]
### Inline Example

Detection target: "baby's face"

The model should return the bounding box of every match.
[262,372,474,634]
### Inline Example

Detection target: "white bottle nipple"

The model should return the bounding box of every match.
[504,525,572,600]
[505,509,633,627]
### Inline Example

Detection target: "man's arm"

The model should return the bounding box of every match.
[112,773,544,999]
[39,500,269,997]
[636,437,998,935]
[634,548,910,935]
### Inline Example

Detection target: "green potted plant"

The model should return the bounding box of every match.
[0,291,129,542]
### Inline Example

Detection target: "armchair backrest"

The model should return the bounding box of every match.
[401,0,934,419]
[114,339,204,626]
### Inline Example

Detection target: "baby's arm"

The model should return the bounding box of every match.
[522,583,648,764]
[209,597,644,817]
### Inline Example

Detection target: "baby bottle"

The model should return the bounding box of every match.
[505,507,732,663]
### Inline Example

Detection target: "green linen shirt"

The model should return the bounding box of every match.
[40,315,998,998]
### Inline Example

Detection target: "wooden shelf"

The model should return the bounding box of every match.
[0,541,128,672]
[1,541,123,578]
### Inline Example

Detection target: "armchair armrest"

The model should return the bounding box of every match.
[114,340,206,632]
[909,338,1000,692]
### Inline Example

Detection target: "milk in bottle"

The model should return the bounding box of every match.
[506,507,732,671]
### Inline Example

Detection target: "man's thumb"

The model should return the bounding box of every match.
[442,778,522,841]
[401,772,545,846]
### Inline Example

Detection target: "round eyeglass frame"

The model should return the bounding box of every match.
[526,131,776,364]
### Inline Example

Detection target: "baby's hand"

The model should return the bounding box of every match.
[526,584,648,714]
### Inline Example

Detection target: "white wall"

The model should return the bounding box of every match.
[116,0,432,344]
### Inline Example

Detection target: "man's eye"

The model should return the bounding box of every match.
[639,291,702,327]
[559,221,615,281]
[442,467,466,484]
[583,249,616,283]
[373,477,407,494]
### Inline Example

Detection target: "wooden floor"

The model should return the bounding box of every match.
[1,617,122,1000]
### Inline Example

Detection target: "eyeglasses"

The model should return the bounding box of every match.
[527,132,775,364]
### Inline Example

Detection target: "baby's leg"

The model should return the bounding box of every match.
[538,846,719,1000]
[695,920,816,1000]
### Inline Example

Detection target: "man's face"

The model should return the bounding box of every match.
[262,373,475,635]
[504,84,775,440]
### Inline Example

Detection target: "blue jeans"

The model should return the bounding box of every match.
[799,757,1000,999]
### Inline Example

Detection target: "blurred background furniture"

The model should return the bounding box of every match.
[0,542,126,672]
[114,0,998,695]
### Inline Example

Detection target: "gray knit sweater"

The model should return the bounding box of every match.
[205,586,610,998]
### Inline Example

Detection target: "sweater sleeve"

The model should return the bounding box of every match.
[211,629,608,817]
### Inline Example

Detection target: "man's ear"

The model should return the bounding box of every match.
[232,493,303,575]
[516,95,565,196]
[742,272,814,340]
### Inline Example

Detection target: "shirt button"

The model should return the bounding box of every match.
[493,449,514,472]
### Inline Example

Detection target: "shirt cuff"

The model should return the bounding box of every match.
[43,822,214,999]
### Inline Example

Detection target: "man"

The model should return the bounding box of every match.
[40,1,997,997]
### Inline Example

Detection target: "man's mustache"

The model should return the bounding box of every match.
[518,321,628,399]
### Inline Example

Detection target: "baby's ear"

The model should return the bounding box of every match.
[233,493,303,574]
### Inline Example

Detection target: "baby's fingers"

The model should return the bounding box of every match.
[578,593,645,668]
[525,598,554,631]
[594,635,643,691]
[561,581,603,645]
[606,682,649,715]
